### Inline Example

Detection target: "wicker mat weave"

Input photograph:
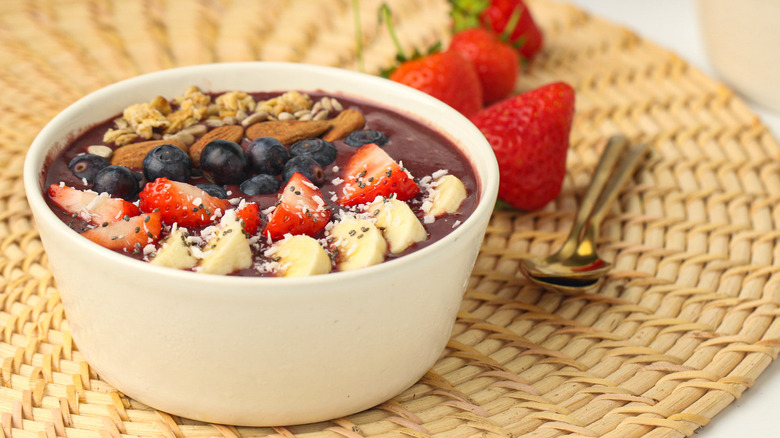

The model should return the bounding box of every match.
[1,0,779,437]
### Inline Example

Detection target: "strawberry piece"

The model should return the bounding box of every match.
[388,51,483,117]
[81,212,162,252]
[263,173,331,241]
[470,82,575,210]
[138,178,232,227]
[450,0,543,61]
[480,0,543,60]
[337,143,420,207]
[47,184,140,225]
[236,202,261,235]
[449,27,519,105]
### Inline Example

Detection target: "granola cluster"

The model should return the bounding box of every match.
[103,87,319,146]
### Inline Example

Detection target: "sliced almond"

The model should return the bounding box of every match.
[110,139,188,169]
[322,109,365,142]
[245,119,330,145]
[189,124,244,166]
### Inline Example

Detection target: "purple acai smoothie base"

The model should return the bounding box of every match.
[44,90,480,276]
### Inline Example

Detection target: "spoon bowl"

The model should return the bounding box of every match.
[520,226,611,282]
[523,272,604,294]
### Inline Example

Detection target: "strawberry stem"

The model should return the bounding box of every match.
[380,3,407,61]
[449,0,489,32]
[352,0,365,72]
[378,2,442,77]
[501,4,523,41]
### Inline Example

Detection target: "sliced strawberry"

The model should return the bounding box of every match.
[337,143,420,207]
[236,202,261,235]
[81,212,162,252]
[138,178,232,227]
[263,172,331,241]
[47,184,140,225]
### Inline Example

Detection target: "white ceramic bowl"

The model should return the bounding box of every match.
[23,62,498,426]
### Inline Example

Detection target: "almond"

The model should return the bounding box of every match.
[245,120,330,145]
[322,109,366,142]
[110,139,188,169]
[189,125,245,166]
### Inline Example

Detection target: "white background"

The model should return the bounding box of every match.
[563,1,780,436]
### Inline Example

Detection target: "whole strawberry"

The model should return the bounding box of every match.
[451,0,543,61]
[470,82,575,210]
[389,50,483,117]
[449,27,519,105]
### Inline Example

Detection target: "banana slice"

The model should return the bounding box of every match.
[368,197,427,253]
[429,174,467,217]
[150,227,198,270]
[198,221,253,275]
[270,235,332,277]
[328,217,387,271]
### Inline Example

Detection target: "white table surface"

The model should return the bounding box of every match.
[561,1,780,436]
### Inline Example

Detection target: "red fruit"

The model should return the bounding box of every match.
[47,184,140,225]
[480,0,543,60]
[470,82,575,210]
[81,212,162,252]
[263,173,331,241]
[236,202,261,235]
[449,28,519,104]
[388,51,483,117]
[138,178,232,227]
[337,143,420,207]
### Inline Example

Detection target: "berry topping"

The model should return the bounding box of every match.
[81,212,162,252]
[263,172,331,241]
[47,184,141,225]
[235,202,261,235]
[199,139,248,184]
[142,144,192,182]
[282,155,325,186]
[92,165,141,200]
[68,154,109,183]
[247,137,290,175]
[344,129,389,147]
[240,174,281,196]
[138,178,232,227]
[196,183,228,199]
[337,143,419,207]
[289,138,337,166]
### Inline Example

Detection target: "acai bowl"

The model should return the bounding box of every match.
[23,62,499,426]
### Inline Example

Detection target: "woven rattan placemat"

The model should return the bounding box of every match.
[2,0,780,436]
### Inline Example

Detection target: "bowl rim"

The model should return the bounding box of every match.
[23,62,499,290]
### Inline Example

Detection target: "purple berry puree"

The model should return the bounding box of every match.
[43,90,481,276]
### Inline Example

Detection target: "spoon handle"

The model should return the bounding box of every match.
[558,135,630,255]
[585,142,650,235]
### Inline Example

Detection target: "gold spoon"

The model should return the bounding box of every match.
[519,136,649,292]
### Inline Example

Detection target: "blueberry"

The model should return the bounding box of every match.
[289,138,337,166]
[240,174,282,196]
[68,154,109,183]
[196,183,228,199]
[344,129,389,147]
[200,139,248,184]
[247,137,290,175]
[282,155,325,186]
[143,144,192,182]
[92,165,140,200]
